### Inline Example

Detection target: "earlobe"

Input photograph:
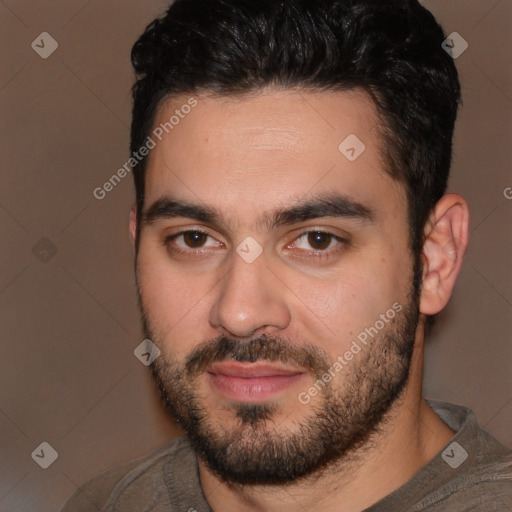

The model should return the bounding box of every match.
[129,204,137,247]
[419,194,470,316]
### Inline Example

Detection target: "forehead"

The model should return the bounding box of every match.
[143,88,405,230]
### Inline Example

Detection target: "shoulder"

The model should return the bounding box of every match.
[59,436,195,512]
[422,400,512,510]
[369,400,512,511]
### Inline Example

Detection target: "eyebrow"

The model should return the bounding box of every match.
[142,193,376,230]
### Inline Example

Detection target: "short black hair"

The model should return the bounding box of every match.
[130,0,461,322]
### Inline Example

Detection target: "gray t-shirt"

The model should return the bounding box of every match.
[60,400,512,511]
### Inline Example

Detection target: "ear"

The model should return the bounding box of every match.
[129,204,137,247]
[419,193,470,315]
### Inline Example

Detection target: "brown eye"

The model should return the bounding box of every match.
[182,231,208,248]
[163,229,223,257]
[307,231,333,250]
[289,230,348,260]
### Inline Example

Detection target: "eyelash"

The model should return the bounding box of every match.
[162,229,348,260]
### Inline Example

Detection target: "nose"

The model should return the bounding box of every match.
[208,251,291,338]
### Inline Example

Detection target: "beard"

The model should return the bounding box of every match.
[138,265,421,486]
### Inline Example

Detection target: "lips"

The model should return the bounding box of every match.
[209,361,303,378]
[206,362,306,402]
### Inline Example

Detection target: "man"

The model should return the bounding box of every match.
[61,0,512,510]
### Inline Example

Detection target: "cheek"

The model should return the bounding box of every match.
[290,275,383,343]
[288,249,411,354]
[136,247,213,353]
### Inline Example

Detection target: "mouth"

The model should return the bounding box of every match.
[206,361,307,402]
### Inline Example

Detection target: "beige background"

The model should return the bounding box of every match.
[0,1,510,510]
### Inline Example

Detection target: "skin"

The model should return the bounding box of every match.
[129,87,470,511]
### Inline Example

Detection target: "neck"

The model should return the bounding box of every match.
[198,326,455,512]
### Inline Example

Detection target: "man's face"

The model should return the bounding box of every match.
[134,89,421,484]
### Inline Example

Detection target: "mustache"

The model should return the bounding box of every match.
[185,333,330,378]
